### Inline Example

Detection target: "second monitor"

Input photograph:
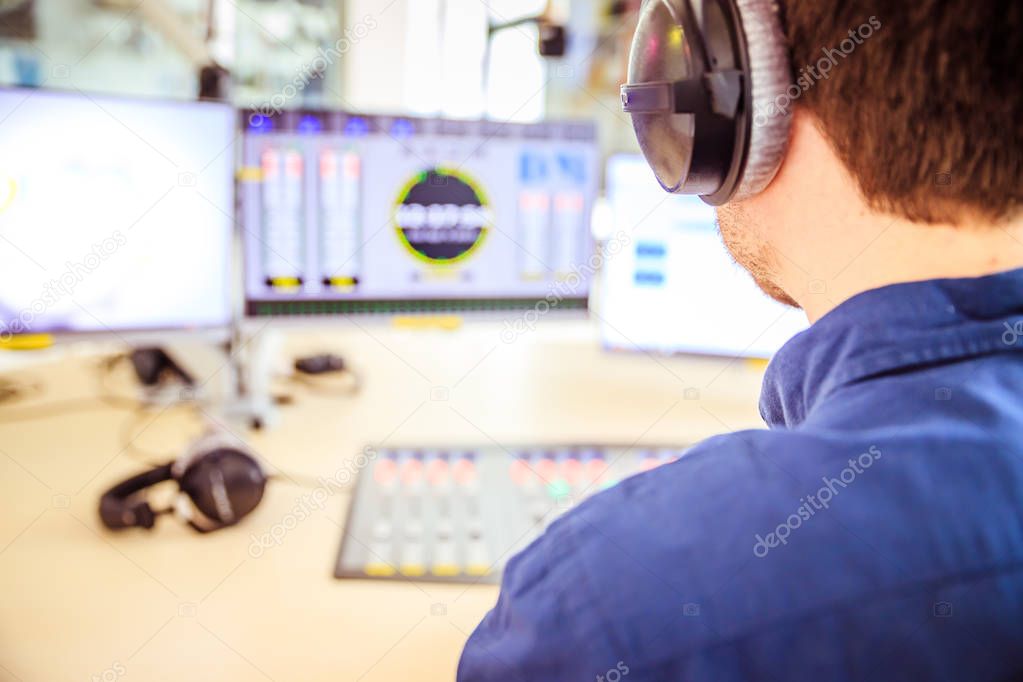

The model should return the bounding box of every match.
[239,111,599,317]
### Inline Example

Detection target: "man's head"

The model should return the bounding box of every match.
[717,0,1023,319]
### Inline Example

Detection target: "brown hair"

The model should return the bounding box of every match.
[780,0,1023,224]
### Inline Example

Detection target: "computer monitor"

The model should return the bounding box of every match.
[0,87,235,338]
[599,154,808,359]
[238,110,599,317]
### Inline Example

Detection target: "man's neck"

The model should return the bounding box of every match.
[784,213,1023,323]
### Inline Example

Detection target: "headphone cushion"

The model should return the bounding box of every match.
[732,0,793,200]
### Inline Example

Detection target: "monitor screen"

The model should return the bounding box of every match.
[0,88,235,338]
[599,155,808,359]
[238,110,599,317]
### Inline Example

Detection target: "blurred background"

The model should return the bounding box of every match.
[0,0,639,149]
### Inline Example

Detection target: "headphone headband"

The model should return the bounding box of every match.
[98,463,173,530]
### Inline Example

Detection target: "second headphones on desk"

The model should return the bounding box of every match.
[99,429,267,534]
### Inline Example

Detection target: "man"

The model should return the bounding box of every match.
[460,0,1023,679]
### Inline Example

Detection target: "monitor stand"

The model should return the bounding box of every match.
[133,330,281,431]
[220,327,283,431]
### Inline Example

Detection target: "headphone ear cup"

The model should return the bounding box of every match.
[731,0,793,201]
[178,448,266,528]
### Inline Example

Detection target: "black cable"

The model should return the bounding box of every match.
[0,394,140,423]
[267,472,355,492]
[2,353,339,491]
[118,404,197,466]
[0,353,142,423]
[0,375,45,406]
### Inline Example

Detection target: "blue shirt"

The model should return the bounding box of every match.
[459,270,1023,681]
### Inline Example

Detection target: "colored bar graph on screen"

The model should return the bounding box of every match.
[260,147,306,288]
[319,149,362,290]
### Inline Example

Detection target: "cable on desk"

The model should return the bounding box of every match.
[118,403,199,466]
[283,368,362,398]
[0,393,141,423]
[267,471,356,491]
[0,375,45,406]
[0,354,146,424]
[2,353,350,491]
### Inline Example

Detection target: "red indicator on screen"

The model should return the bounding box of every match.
[320,150,337,179]
[261,149,279,179]
[342,152,361,179]
[285,150,303,178]
[554,192,584,212]
[518,191,550,212]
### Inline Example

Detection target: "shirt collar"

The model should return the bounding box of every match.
[760,268,1023,428]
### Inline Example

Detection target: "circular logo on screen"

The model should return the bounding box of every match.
[393,168,491,264]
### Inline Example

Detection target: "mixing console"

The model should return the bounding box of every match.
[334,445,686,584]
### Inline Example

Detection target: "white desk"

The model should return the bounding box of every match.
[0,319,766,681]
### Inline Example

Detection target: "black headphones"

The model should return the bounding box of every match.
[99,431,267,534]
[621,0,792,204]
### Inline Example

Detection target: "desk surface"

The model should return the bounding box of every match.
[0,320,766,681]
